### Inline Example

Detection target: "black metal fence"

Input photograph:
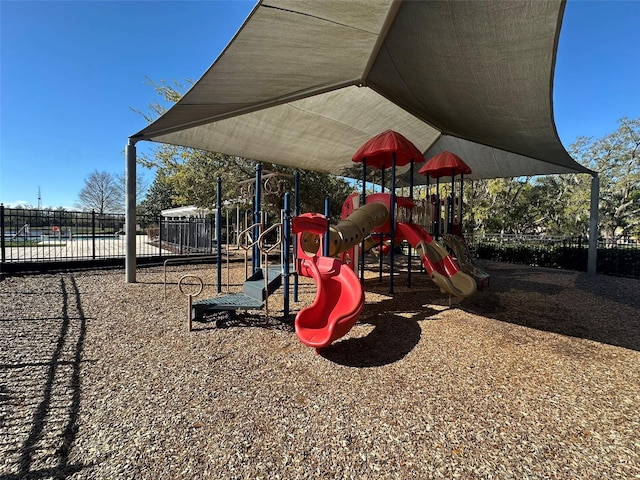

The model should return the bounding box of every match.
[3,206,638,279]
[156,217,214,255]
[472,234,640,279]
[0,206,215,274]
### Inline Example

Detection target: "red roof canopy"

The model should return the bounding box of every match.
[352,130,425,169]
[419,151,472,178]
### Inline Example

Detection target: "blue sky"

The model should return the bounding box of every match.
[1,0,638,209]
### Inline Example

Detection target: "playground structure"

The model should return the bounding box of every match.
[182,131,490,352]
[417,151,491,288]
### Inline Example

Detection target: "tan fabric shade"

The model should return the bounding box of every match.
[131,0,593,182]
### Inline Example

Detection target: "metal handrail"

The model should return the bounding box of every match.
[257,221,283,317]
[227,210,286,318]
[257,222,283,254]
[237,222,260,251]
[237,217,263,279]
[163,255,219,301]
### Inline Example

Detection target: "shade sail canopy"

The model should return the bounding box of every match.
[419,151,472,179]
[352,130,425,169]
[131,0,593,182]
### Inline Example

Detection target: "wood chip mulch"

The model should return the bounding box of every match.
[1,258,639,479]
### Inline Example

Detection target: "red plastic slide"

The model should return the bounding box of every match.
[395,222,476,297]
[295,256,364,353]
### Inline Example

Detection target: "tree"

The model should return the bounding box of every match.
[568,117,640,240]
[76,170,123,213]
[137,174,179,218]
[115,173,148,208]
[460,117,639,240]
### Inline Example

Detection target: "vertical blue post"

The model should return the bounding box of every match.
[389,153,396,294]
[460,172,464,236]
[407,160,414,288]
[379,165,385,282]
[449,168,455,234]
[293,171,300,302]
[426,173,431,235]
[253,164,262,273]
[360,159,367,283]
[283,192,291,320]
[324,196,330,256]
[216,177,222,293]
[423,172,430,274]
[435,177,441,240]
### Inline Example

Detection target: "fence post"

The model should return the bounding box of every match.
[91,210,96,259]
[216,177,222,293]
[587,173,599,275]
[0,204,5,265]
[158,215,163,258]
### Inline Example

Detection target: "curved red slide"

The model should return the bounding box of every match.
[295,256,364,353]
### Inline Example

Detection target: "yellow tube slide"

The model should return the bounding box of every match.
[301,202,389,258]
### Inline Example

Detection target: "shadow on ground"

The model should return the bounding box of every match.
[319,285,443,367]
[461,261,640,352]
[0,275,89,478]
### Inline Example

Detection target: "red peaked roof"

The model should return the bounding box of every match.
[352,130,425,169]
[419,151,472,178]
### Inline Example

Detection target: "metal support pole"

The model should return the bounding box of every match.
[435,177,440,240]
[125,139,137,282]
[588,173,599,275]
[253,164,262,273]
[293,171,300,302]
[426,173,430,236]
[389,153,396,294]
[324,196,330,256]
[449,168,455,234]
[379,164,386,282]
[408,160,414,287]
[216,177,222,293]
[283,192,291,320]
[0,204,6,264]
[459,173,464,236]
[360,159,367,283]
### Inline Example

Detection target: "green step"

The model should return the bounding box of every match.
[192,265,283,319]
[242,265,282,301]
[192,293,264,318]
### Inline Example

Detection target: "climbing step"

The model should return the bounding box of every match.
[243,265,282,301]
[192,265,283,319]
[192,293,264,318]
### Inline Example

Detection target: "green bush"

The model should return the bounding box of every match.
[475,242,639,279]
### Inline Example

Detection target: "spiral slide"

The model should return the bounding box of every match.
[293,202,389,352]
[395,223,476,298]
[294,256,364,352]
